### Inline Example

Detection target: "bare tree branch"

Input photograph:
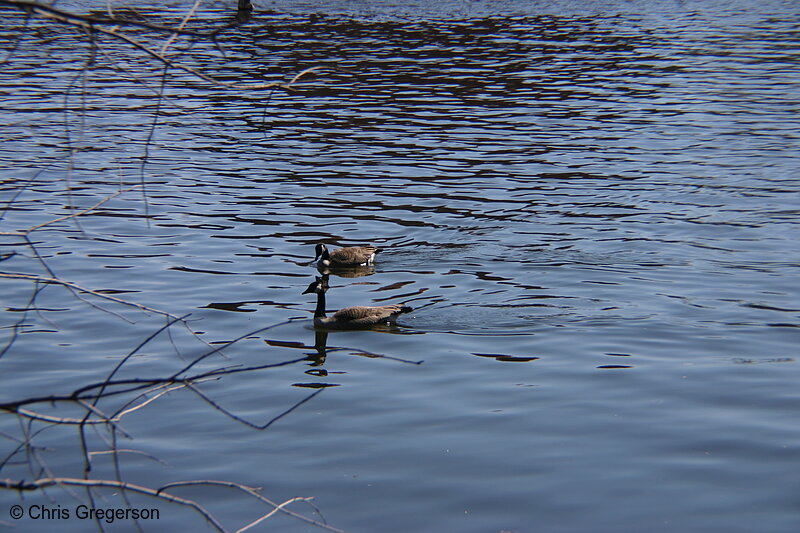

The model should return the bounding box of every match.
[0,272,180,320]
[0,4,347,531]
[0,0,210,37]
[0,0,327,92]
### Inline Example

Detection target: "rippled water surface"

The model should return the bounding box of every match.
[1,0,799,531]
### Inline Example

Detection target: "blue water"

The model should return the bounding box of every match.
[1,0,799,531]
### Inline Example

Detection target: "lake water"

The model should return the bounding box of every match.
[1,0,799,531]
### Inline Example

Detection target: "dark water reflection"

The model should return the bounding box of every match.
[1,1,799,532]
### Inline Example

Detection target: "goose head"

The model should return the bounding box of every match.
[302,276,329,295]
[313,243,329,262]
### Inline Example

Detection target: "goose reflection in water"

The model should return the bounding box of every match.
[263,332,337,388]
[264,326,421,390]
[308,330,329,367]
[316,264,376,278]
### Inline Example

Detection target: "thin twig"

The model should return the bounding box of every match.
[325,345,424,365]
[159,0,202,56]
[20,5,322,92]
[0,272,180,320]
[185,383,324,430]
[0,356,306,411]
[88,449,168,466]
[160,480,343,533]
[92,314,192,408]
[1,185,141,236]
[0,0,210,37]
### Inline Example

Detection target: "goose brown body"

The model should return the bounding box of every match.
[302,277,411,330]
[314,244,379,267]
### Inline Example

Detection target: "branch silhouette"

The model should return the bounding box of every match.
[0,3,346,531]
[0,0,327,91]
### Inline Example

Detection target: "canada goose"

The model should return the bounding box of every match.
[302,277,412,330]
[314,243,380,267]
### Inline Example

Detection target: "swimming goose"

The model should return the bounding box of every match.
[314,243,380,267]
[302,277,412,329]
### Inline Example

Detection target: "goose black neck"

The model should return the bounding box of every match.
[314,289,327,318]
